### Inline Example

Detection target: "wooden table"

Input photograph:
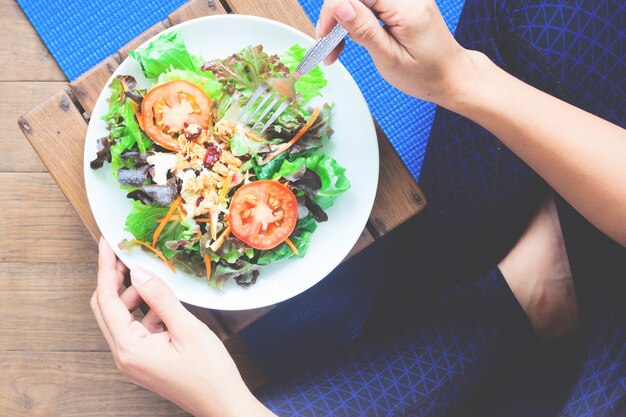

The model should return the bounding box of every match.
[1,0,425,415]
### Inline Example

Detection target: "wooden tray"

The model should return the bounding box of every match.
[18,0,425,360]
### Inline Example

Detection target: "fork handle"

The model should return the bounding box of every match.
[295,23,348,77]
[295,0,377,77]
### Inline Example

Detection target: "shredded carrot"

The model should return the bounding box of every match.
[261,107,321,164]
[177,204,187,218]
[130,239,176,273]
[283,180,290,187]
[209,226,231,252]
[203,255,212,282]
[284,238,299,255]
[244,129,268,143]
[220,174,233,199]
[131,101,145,131]
[195,228,203,239]
[194,218,211,223]
[152,197,182,247]
[209,212,218,241]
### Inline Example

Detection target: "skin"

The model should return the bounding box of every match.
[93,0,624,414]
[91,238,276,417]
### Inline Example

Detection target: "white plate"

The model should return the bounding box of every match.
[84,15,378,310]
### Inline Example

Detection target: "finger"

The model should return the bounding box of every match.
[117,259,129,289]
[142,309,165,334]
[90,290,117,356]
[331,0,392,52]
[97,237,134,342]
[130,268,198,338]
[316,0,339,38]
[119,285,143,313]
[316,0,349,65]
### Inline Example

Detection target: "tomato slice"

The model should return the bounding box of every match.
[229,181,298,250]
[141,80,212,151]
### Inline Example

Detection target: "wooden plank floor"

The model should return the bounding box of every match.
[0,1,190,415]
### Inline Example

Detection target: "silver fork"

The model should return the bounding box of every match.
[239,0,377,134]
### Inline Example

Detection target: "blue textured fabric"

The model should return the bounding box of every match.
[257,269,536,416]
[247,0,626,414]
[561,318,626,417]
[297,0,465,180]
[17,0,186,80]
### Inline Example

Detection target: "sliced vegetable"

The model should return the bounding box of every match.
[141,80,212,150]
[229,181,298,250]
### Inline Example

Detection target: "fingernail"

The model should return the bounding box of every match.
[99,236,106,250]
[131,268,152,287]
[334,1,356,23]
[315,20,320,38]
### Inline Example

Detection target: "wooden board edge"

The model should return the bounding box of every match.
[17,88,101,241]
[168,0,228,25]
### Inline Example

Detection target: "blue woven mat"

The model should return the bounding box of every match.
[17,0,186,81]
[18,0,464,179]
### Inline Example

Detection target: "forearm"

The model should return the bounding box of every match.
[175,380,276,417]
[440,51,626,246]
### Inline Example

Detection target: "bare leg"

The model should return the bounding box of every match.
[499,193,579,339]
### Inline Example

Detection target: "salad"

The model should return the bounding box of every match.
[90,31,350,289]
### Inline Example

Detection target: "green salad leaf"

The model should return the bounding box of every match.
[229,130,270,157]
[279,44,327,103]
[272,154,350,209]
[130,32,199,79]
[125,201,196,257]
[108,101,153,178]
[102,76,126,125]
[203,44,280,91]
[156,68,222,99]
[101,77,154,179]
[257,216,317,264]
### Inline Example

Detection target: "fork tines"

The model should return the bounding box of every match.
[240,83,290,134]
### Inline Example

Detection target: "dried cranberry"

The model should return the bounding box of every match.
[196,196,204,207]
[184,124,202,141]
[203,146,221,167]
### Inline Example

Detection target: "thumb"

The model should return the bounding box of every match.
[331,0,389,51]
[131,268,197,335]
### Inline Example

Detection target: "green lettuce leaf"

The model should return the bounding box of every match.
[102,77,125,125]
[304,154,350,209]
[252,153,287,180]
[257,216,317,265]
[229,130,271,157]
[203,45,277,91]
[108,101,153,178]
[279,44,327,103]
[130,31,199,79]
[212,260,261,290]
[272,154,349,210]
[124,201,196,257]
[156,68,222,99]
